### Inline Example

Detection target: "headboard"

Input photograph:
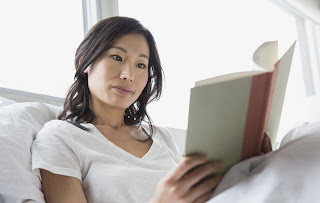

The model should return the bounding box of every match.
[0,87,64,106]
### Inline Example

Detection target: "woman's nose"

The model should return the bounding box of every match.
[120,65,134,82]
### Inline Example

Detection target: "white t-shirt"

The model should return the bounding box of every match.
[32,120,183,203]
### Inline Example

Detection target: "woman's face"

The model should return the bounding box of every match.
[84,33,149,111]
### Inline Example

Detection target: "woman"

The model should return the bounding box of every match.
[32,16,223,203]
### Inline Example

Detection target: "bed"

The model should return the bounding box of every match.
[1,95,320,202]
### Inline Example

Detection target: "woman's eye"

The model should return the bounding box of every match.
[112,55,122,61]
[137,63,146,69]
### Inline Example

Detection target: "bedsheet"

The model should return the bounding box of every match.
[209,122,320,203]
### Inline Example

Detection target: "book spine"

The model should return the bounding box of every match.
[241,61,280,160]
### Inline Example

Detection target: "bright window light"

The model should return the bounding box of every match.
[0,0,84,98]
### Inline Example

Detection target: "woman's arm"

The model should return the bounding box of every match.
[40,169,88,203]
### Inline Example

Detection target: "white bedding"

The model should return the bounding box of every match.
[0,96,320,202]
[0,97,60,203]
[210,122,320,202]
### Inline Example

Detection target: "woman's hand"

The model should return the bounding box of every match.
[149,154,223,203]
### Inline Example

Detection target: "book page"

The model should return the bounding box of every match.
[267,41,296,145]
[252,41,278,71]
[195,71,262,87]
[195,41,279,87]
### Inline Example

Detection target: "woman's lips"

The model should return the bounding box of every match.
[113,86,134,95]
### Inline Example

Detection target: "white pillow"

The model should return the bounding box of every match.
[0,101,61,203]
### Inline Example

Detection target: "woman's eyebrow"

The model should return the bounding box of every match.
[139,54,149,60]
[111,46,149,60]
[111,46,127,53]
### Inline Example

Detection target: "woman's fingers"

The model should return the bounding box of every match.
[193,190,214,203]
[187,174,223,202]
[169,159,223,201]
[179,161,223,191]
[150,154,224,203]
[167,154,208,181]
[261,132,272,154]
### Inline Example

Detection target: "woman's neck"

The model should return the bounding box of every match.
[91,102,126,129]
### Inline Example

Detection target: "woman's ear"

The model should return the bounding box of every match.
[78,57,89,73]
[84,64,92,73]
[84,67,89,73]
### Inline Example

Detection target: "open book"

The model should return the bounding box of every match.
[184,41,296,173]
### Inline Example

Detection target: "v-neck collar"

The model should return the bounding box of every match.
[82,123,159,160]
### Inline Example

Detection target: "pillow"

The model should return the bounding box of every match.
[0,102,61,203]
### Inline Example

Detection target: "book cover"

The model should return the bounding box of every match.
[184,41,296,173]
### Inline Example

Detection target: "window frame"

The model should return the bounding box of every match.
[82,0,119,34]
[269,0,320,96]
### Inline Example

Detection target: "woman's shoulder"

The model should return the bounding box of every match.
[44,119,67,126]
[41,119,74,131]
[43,119,90,130]
[35,119,85,140]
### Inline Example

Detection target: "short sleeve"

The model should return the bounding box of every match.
[31,120,82,182]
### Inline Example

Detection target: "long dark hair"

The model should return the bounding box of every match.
[58,16,163,137]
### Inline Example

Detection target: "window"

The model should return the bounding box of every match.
[0,0,84,98]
